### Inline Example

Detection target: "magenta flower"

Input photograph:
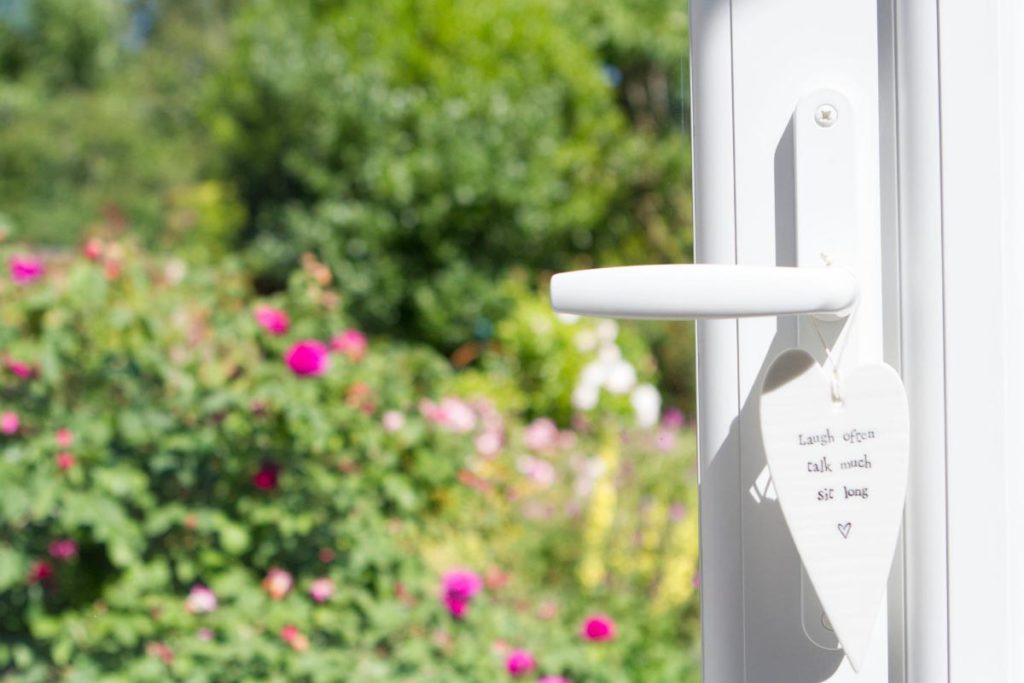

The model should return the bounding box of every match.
[524,417,559,451]
[0,411,19,436]
[254,305,290,336]
[505,649,536,677]
[580,614,617,642]
[662,407,686,429]
[441,568,483,619]
[251,463,280,491]
[262,568,293,600]
[331,329,368,361]
[26,560,53,585]
[309,577,334,603]
[47,539,78,561]
[185,584,218,614]
[9,255,44,285]
[5,359,35,380]
[284,340,330,376]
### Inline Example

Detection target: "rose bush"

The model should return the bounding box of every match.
[0,241,699,682]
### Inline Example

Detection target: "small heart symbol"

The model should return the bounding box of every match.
[760,349,909,672]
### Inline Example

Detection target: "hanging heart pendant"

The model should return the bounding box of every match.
[759,349,909,672]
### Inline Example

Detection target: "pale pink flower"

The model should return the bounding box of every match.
[197,628,214,642]
[309,577,334,603]
[580,614,617,642]
[47,539,78,561]
[262,568,293,600]
[655,428,677,451]
[441,568,483,619]
[381,410,406,432]
[9,255,44,284]
[419,397,476,433]
[474,429,503,457]
[505,649,536,677]
[254,305,290,335]
[284,340,330,376]
[55,428,74,448]
[539,677,572,683]
[330,329,368,361]
[523,418,559,451]
[0,411,19,435]
[185,584,218,614]
[517,456,557,488]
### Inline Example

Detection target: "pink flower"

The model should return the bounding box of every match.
[197,628,214,642]
[419,397,476,433]
[662,407,686,429]
[524,418,559,451]
[539,678,572,683]
[83,237,104,262]
[284,340,330,376]
[0,411,19,435]
[580,614,617,642]
[251,463,280,491]
[47,539,78,561]
[441,568,483,619]
[505,649,536,677]
[254,305,290,335]
[27,560,53,584]
[381,410,405,432]
[9,255,44,285]
[55,452,76,471]
[185,584,218,614]
[5,358,35,380]
[262,568,293,600]
[55,428,74,448]
[330,329,368,361]
[309,577,334,603]
[280,624,310,651]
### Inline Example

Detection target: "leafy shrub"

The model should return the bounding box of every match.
[0,241,698,681]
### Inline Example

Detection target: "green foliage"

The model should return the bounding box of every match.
[207,0,637,348]
[0,243,698,681]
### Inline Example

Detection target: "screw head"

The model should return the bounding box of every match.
[814,104,838,128]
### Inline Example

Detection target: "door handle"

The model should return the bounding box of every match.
[551,264,858,320]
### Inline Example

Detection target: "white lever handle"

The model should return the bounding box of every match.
[550,264,858,320]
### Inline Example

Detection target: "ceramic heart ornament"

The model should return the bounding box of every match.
[759,349,909,672]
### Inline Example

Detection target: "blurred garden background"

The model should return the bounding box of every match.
[0,1,698,681]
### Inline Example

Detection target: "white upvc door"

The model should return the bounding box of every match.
[691,0,1024,681]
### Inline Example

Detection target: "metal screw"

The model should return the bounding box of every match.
[814,104,838,128]
[821,612,834,632]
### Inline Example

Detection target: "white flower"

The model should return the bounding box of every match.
[572,382,600,411]
[557,312,581,324]
[604,361,637,395]
[631,383,662,428]
[596,344,622,365]
[596,319,619,343]
[575,329,598,352]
